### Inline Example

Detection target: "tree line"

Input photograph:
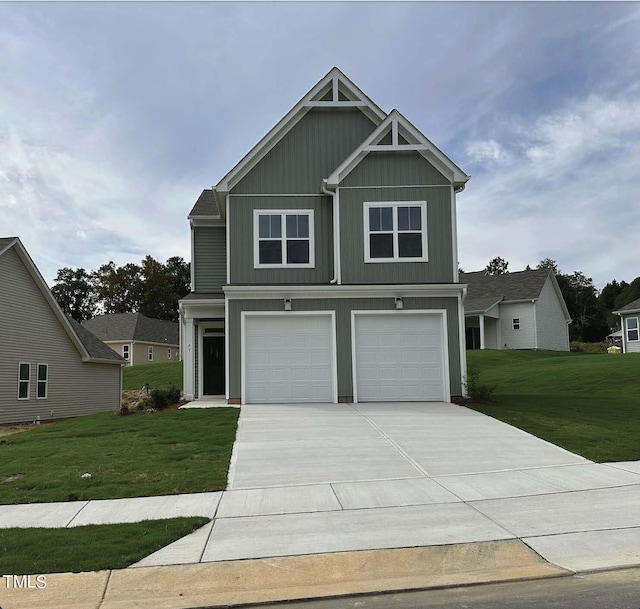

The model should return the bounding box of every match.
[481,256,640,342]
[51,256,190,323]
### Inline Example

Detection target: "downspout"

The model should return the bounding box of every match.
[322,180,340,285]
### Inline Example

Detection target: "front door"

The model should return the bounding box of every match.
[203,336,225,396]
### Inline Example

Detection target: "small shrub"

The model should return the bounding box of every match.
[166,385,182,404]
[464,367,497,402]
[148,385,182,410]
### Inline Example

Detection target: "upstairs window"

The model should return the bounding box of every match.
[18,363,31,400]
[148,346,153,361]
[167,348,172,360]
[122,345,130,361]
[37,364,48,399]
[254,210,315,268]
[513,318,521,330]
[627,317,639,342]
[364,202,427,262]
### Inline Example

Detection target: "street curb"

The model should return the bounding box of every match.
[0,539,571,609]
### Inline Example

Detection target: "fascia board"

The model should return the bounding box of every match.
[216,68,386,194]
[189,218,225,228]
[615,308,640,315]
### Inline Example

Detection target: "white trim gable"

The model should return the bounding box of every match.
[325,110,470,190]
[215,67,387,193]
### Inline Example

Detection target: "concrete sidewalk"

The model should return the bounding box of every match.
[3,402,640,608]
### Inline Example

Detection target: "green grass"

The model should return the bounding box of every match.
[0,408,239,504]
[466,350,640,462]
[0,518,209,574]
[122,361,183,391]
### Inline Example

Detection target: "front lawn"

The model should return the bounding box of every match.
[466,350,640,462]
[0,408,239,504]
[122,361,183,391]
[0,517,209,574]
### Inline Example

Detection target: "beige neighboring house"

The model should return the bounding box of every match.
[82,313,180,366]
[614,297,640,353]
[461,268,572,351]
[0,237,124,425]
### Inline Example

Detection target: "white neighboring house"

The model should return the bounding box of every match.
[614,297,640,353]
[461,269,572,351]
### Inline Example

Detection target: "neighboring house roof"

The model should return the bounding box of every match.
[614,297,640,315]
[188,188,222,219]
[82,312,179,346]
[0,236,124,365]
[461,269,571,321]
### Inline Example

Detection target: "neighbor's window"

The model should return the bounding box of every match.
[512,318,520,330]
[167,348,172,360]
[364,201,427,262]
[627,317,639,342]
[148,346,154,361]
[18,362,31,400]
[36,364,48,399]
[122,345,130,361]
[254,210,315,268]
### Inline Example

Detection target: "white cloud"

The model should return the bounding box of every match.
[466,139,511,165]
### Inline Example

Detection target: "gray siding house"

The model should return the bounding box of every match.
[0,237,124,425]
[614,298,640,353]
[462,269,571,351]
[179,68,470,404]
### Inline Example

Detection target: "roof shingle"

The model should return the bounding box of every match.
[82,313,179,345]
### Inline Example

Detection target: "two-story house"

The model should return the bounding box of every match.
[179,68,470,404]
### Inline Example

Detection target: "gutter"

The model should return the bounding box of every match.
[322,180,340,285]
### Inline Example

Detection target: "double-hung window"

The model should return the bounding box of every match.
[17,362,31,400]
[254,210,314,268]
[513,318,521,331]
[148,346,154,361]
[627,317,639,342]
[37,364,48,399]
[364,202,427,262]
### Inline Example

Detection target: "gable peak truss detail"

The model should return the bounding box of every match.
[325,110,470,190]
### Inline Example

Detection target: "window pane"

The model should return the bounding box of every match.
[38,365,47,381]
[628,318,638,330]
[409,206,422,230]
[19,382,28,399]
[286,214,298,238]
[370,234,394,258]
[270,215,281,238]
[297,214,309,238]
[37,382,46,398]
[259,240,282,264]
[380,207,393,231]
[629,329,639,341]
[258,215,270,238]
[398,207,410,230]
[398,233,422,257]
[369,207,381,232]
[19,363,30,381]
[287,240,309,264]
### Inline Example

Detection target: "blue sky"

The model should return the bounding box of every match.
[1,2,639,289]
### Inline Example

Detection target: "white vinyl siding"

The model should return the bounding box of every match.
[352,312,448,402]
[499,303,536,349]
[534,277,570,351]
[624,316,640,353]
[242,313,336,404]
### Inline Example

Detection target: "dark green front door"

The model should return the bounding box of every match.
[203,336,225,395]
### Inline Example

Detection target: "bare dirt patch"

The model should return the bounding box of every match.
[0,422,53,437]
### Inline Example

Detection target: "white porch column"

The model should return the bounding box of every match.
[183,317,196,401]
[479,313,486,350]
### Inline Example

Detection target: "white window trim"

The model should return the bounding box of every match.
[167,348,172,360]
[122,345,130,361]
[18,362,31,401]
[148,346,153,361]
[513,318,521,330]
[36,363,48,400]
[253,209,315,269]
[626,316,639,341]
[363,201,428,263]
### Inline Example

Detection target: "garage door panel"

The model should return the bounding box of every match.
[244,315,335,404]
[354,314,447,402]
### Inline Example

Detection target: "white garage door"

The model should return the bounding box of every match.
[354,313,448,402]
[243,314,335,404]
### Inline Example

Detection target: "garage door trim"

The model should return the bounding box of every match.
[241,311,338,405]
[351,309,450,403]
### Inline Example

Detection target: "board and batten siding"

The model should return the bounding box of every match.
[228,296,462,401]
[229,195,333,284]
[340,182,455,284]
[0,248,121,425]
[193,226,226,294]
[499,302,536,349]
[231,108,378,195]
[535,277,570,351]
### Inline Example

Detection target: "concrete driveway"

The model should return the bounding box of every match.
[129,401,640,572]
